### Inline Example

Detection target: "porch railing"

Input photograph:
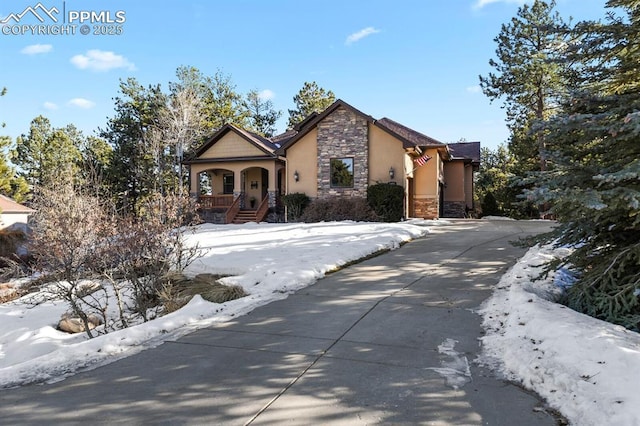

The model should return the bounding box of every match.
[225,195,242,224]
[255,195,269,222]
[198,195,234,209]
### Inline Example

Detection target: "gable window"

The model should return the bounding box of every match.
[223,174,234,194]
[330,158,354,188]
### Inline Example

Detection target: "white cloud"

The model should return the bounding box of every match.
[70,49,136,72]
[472,0,528,10]
[345,27,380,45]
[466,85,482,94]
[67,98,95,109]
[43,101,58,110]
[21,44,53,55]
[258,89,275,100]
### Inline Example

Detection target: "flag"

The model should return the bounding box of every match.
[414,154,432,167]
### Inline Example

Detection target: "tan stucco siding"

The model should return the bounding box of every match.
[413,148,441,197]
[286,129,318,197]
[444,161,465,202]
[465,165,474,208]
[201,132,265,159]
[368,125,406,187]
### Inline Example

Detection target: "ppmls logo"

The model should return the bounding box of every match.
[1,2,126,36]
[0,3,60,24]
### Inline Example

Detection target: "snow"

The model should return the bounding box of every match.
[478,244,640,426]
[1,220,639,425]
[0,221,427,388]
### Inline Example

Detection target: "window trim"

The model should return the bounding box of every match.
[330,157,355,188]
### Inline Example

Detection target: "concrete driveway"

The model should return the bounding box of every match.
[0,220,560,425]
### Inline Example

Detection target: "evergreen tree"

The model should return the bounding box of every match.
[480,0,572,173]
[0,88,29,202]
[11,115,82,188]
[245,89,282,137]
[287,81,336,128]
[101,78,165,215]
[531,0,640,330]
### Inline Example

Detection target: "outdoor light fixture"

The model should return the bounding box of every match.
[294,170,299,182]
[389,167,395,180]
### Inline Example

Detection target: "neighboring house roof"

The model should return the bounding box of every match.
[185,123,280,164]
[375,117,446,149]
[447,142,481,165]
[0,195,34,214]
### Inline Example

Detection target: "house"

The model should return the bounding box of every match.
[0,195,34,229]
[185,99,480,223]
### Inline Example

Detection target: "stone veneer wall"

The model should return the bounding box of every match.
[443,201,466,218]
[414,197,439,219]
[317,106,369,198]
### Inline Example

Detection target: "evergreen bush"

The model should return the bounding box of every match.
[282,192,310,222]
[366,183,404,222]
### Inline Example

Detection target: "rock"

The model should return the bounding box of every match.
[57,312,103,334]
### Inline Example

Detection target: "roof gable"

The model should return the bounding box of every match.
[276,99,375,154]
[191,124,278,161]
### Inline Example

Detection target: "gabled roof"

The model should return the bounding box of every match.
[187,123,279,163]
[447,142,481,164]
[276,99,375,155]
[0,195,34,214]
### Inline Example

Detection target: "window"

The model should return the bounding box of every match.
[330,158,354,188]
[223,174,234,194]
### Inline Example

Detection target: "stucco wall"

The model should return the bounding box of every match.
[201,132,265,158]
[368,124,406,187]
[465,165,474,208]
[286,128,318,197]
[411,148,442,219]
[444,161,465,202]
[0,213,30,229]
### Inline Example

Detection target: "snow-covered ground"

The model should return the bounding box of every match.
[478,244,640,426]
[1,220,639,425]
[0,221,427,388]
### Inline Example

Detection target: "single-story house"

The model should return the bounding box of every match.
[185,99,480,223]
[0,195,34,229]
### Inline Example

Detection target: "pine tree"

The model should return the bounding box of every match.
[287,82,336,129]
[11,115,82,188]
[245,89,282,137]
[480,0,573,173]
[531,0,640,330]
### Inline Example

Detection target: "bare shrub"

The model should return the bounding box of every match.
[29,185,112,337]
[300,197,379,222]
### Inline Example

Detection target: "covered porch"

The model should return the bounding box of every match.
[189,160,285,224]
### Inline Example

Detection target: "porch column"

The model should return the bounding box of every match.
[233,169,244,208]
[268,166,277,208]
[189,167,199,198]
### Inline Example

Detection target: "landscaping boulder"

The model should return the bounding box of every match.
[57,312,103,334]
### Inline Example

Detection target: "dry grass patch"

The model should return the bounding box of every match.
[160,272,247,314]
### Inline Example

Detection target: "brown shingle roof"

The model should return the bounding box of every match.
[447,142,481,164]
[375,118,445,149]
[0,195,34,214]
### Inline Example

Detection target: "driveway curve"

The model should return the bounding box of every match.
[0,219,559,425]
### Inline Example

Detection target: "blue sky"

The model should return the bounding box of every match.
[1,0,607,150]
